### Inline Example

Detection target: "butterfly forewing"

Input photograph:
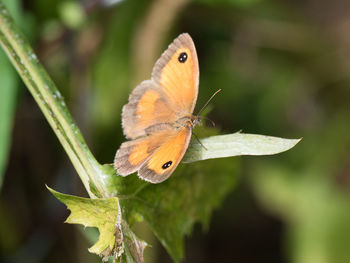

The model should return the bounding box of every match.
[152,33,199,114]
[122,80,177,139]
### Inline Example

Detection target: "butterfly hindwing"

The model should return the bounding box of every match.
[138,127,192,183]
[115,127,191,183]
[115,128,173,175]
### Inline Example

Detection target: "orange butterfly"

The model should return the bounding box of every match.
[114,33,200,183]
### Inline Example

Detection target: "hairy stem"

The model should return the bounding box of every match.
[0,2,111,198]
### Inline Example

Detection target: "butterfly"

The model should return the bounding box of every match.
[114,33,201,183]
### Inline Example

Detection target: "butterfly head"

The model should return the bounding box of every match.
[192,115,202,127]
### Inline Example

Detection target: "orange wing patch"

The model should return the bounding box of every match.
[138,127,192,183]
[136,89,160,120]
[147,127,189,174]
[152,34,199,114]
[122,80,178,139]
[159,47,196,113]
[115,129,172,175]
[135,89,175,131]
[128,130,170,166]
[128,140,149,166]
[114,138,150,175]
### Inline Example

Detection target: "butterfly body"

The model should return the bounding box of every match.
[114,33,199,183]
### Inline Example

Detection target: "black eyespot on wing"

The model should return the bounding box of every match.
[162,161,172,169]
[178,52,187,63]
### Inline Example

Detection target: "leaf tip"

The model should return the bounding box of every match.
[288,137,302,148]
[46,185,58,196]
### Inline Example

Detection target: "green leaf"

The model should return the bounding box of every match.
[0,0,22,189]
[106,129,298,261]
[111,157,239,262]
[47,186,146,262]
[183,132,301,163]
[0,47,17,189]
[47,186,121,258]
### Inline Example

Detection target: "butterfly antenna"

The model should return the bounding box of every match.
[197,89,221,116]
[192,131,207,150]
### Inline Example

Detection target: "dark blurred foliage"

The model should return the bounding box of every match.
[1,0,350,262]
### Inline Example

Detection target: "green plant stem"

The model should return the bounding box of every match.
[0,2,110,198]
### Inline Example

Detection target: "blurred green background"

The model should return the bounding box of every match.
[1,0,350,262]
